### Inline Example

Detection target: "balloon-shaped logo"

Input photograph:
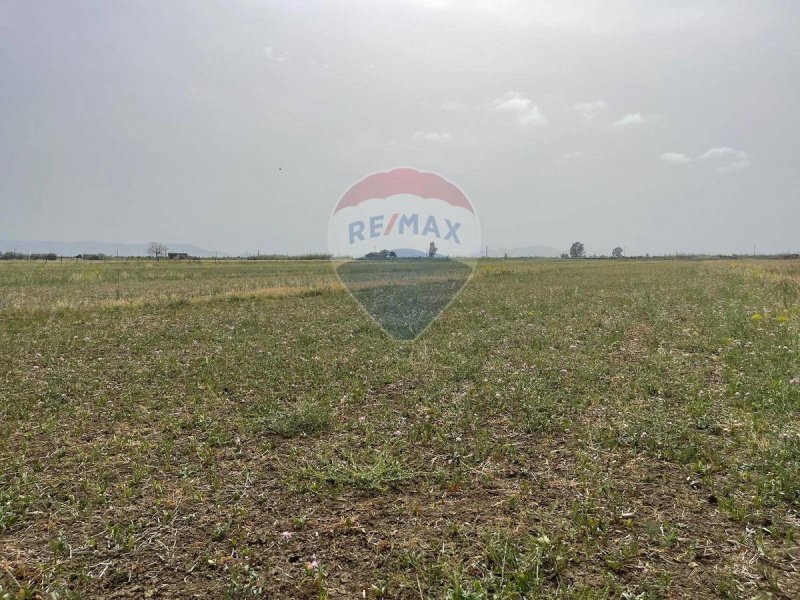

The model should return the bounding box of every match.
[328,168,481,340]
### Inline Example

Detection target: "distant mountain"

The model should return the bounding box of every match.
[490,245,563,258]
[0,240,224,257]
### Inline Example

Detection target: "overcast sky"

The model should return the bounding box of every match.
[1,0,798,255]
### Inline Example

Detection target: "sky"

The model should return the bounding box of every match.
[1,0,798,256]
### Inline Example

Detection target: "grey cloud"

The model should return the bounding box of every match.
[440,100,468,111]
[574,100,607,119]
[413,130,452,142]
[262,46,288,62]
[0,0,797,256]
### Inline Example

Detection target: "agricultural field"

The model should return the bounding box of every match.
[0,258,798,599]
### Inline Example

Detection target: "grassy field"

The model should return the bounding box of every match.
[0,258,798,599]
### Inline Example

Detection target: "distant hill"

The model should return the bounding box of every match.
[393,248,428,258]
[0,240,223,257]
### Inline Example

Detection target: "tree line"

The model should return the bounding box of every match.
[1,251,59,261]
[561,242,624,259]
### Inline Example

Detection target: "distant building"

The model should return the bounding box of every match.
[168,252,189,259]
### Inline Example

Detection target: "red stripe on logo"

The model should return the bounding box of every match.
[384,213,399,235]
[334,168,474,215]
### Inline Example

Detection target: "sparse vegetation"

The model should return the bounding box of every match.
[0,258,798,598]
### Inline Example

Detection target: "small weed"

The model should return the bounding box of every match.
[291,450,418,493]
[257,400,332,437]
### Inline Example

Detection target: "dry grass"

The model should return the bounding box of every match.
[1,258,798,599]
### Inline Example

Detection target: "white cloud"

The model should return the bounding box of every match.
[263,46,288,62]
[700,147,739,159]
[660,152,691,165]
[518,105,548,126]
[413,130,452,142]
[700,147,750,172]
[658,147,749,171]
[492,91,532,113]
[574,100,607,119]
[562,150,585,159]
[491,91,547,127]
[613,112,644,126]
